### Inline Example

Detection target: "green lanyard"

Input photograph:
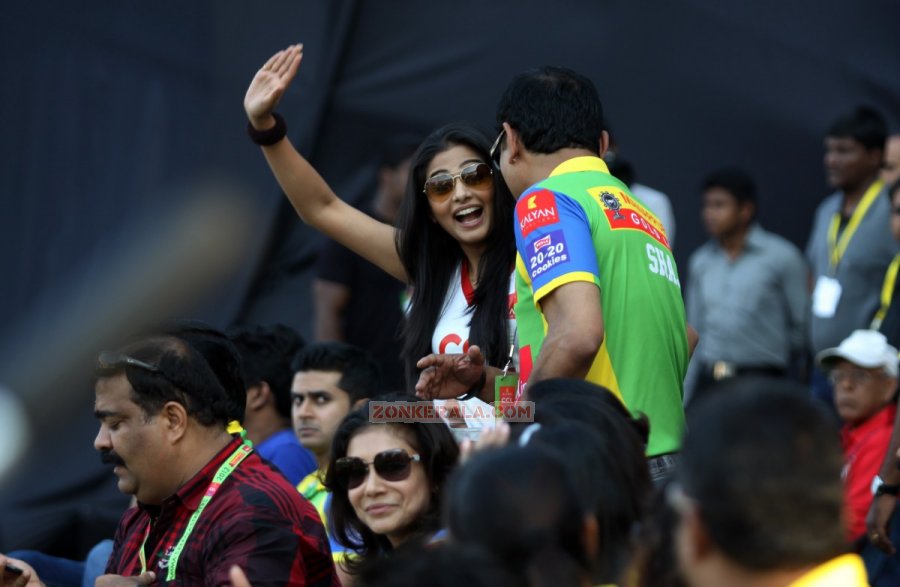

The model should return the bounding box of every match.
[139,442,253,581]
[826,180,883,274]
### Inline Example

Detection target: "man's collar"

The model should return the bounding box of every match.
[171,436,244,512]
[548,156,610,178]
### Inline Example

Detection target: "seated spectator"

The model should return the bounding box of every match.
[446,445,596,587]
[816,329,898,543]
[91,335,336,586]
[229,323,316,485]
[671,383,866,586]
[290,342,381,583]
[323,397,459,578]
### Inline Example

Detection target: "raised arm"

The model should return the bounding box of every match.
[244,44,406,282]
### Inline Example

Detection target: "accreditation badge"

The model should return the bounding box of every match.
[812,275,842,318]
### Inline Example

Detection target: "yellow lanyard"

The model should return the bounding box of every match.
[872,253,900,330]
[827,180,883,273]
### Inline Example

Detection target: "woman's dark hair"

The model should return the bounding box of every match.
[395,123,516,386]
[323,396,460,573]
[446,446,592,587]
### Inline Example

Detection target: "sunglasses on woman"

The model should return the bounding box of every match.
[422,162,492,202]
[334,448,422,490]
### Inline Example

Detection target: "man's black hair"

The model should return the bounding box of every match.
[677,383,846,570]
[290,341,382,404]
[702,167,757,207]
[102,336,232,427]
[496,66,604,154]
[228,323,305,419]
[160,319,246,423]
[827,105,887,151]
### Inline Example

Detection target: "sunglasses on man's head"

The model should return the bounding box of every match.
[96,351,161,376]
[334,448,422,490]
[422,162,492,202]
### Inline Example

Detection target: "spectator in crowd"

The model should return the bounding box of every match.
[671,383,866,586]
[244,45,517,393]
[807,106,897,412]
[870,179,900,348]
[3,335,338,587]
[686,168,807,405]
[228,323,316,485]
[418,66,695,478]
[882,135,900,186]
[322,398,459,578]
[631,480,688,587]
[291,342,381,579]
[815,330,899,549]
[313,139,418,391]
[446,445,596,587]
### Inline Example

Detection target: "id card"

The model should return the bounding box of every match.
[495,373,518,417]
[812,275,842,318]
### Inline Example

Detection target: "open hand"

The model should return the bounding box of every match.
[0,555,41,587]
[95,572,155,586]
[415,345,485,400]
[244,44,303,129]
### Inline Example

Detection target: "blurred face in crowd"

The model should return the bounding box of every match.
[291,370,352,459]
[94,373,171,504]
[824,136,882,192]
[424,144,495,255]
[345,425,431,546]
[881,136,900,186]
[891,187,900,242]
[702,187,750,240]
[830,359,896,425]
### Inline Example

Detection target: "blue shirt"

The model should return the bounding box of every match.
[255,428,317,486]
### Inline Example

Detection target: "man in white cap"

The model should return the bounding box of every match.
[817,329,900,585]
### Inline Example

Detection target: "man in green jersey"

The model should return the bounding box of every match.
[417,67,695,476]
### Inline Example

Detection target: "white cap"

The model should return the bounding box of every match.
[815,329,899,377]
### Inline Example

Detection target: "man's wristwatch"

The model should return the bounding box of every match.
[872,475,900,496]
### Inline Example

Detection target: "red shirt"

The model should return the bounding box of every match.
[841,403,897,541]
[107,437,338,586]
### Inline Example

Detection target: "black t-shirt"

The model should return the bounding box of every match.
[315,214,406,390]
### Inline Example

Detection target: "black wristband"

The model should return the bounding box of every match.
[458,370,487,401]
[877,483,900,497]
[247,112,287,146]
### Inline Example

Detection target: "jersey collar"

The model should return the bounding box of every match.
[548,156,610,178]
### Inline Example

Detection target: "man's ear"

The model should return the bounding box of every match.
[161,401,189,443]
[246,383,271,412]
[581,514,600,563]
[502,122,522,163]
[679,503,713,567]
[598,130,610,158]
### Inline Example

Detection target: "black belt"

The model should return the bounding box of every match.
[706,361,786,381]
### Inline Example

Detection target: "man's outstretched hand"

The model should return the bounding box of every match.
[415,346,485,400]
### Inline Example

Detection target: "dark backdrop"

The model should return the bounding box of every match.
[1,0,898,555]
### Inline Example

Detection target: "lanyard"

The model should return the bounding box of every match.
[871,253,900,330]
[827,180,883,273]
[139,442,253,580]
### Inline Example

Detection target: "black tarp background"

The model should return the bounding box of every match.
[1,0,898,554]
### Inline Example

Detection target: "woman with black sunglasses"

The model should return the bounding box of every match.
[244,45,517,392]
[322,399,460,575]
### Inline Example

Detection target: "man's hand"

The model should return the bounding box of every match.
[229,565,252,587]
[244,44,303,130]
[866,493,897,554]
[0,555,41,587]
[95,572,155,586]
[415,346,485,400]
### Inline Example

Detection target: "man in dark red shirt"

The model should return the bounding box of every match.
[85,334,337,587]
